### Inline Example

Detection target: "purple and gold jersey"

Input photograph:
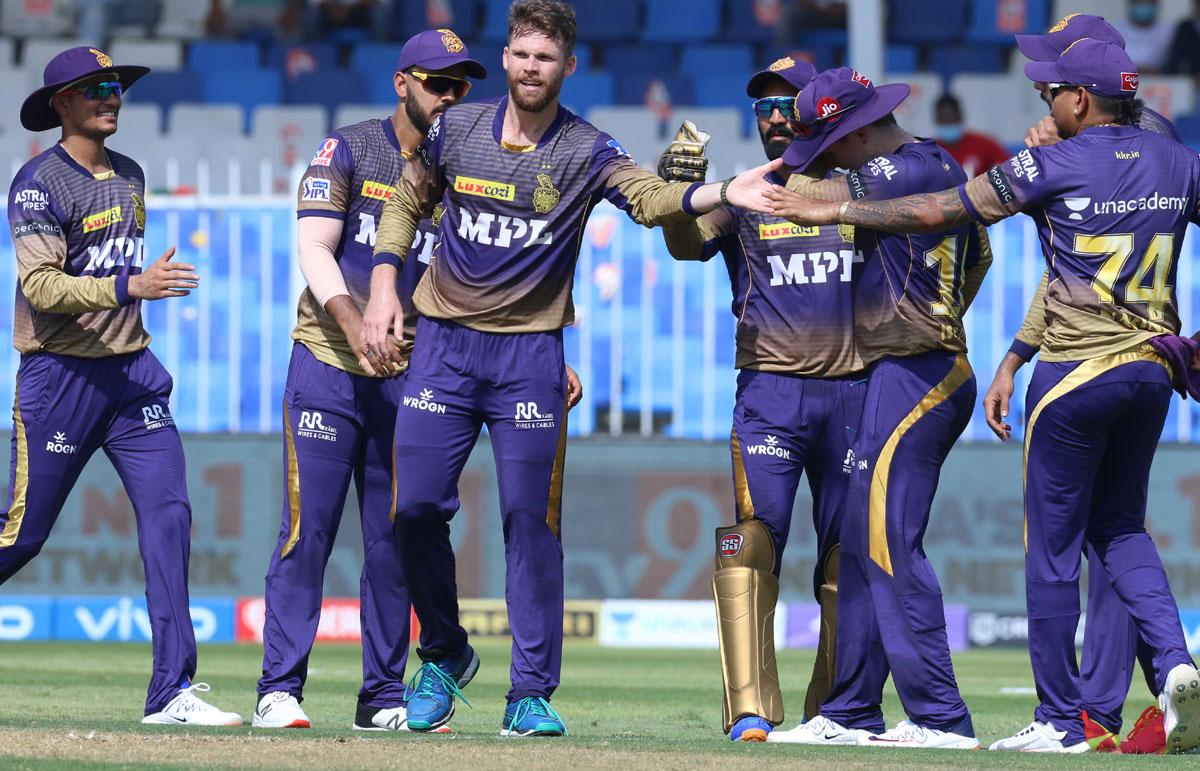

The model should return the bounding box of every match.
[842,140,991,364]
[963,125,1200,361]
[373,96,695,332]
[293,118,434,375]
[665,203,863,376]
[7,145,148,357]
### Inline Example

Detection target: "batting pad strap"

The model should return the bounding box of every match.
[714,566,783,731]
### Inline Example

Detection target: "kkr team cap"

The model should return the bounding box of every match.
[21,46,149,132]
[746,55,818,98]
[1024,38,1139,100]
[1015,13,1125,62]
[781,67,910,172]
[397,28,487,79]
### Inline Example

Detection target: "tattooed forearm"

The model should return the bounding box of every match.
[840,188,972,233]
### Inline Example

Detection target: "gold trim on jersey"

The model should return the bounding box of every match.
[0,390,29,548]
[1021,348,1168,550]
[546,393,569,537]
[453,175,516,201]
[731,428,755,521]
[758,222,817,240]
[280,404,302,558]
[869,354,973,575]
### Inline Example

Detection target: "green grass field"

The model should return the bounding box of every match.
[0,641,1188,768]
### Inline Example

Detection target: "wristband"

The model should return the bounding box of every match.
[719,177,733,207]
[838,200,851,223]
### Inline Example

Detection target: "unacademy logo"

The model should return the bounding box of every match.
[403,388,447,414]
[1092,193,1186,216]
[746,435,790,459]
[1064,197,1091,221]
[46,431,76,455]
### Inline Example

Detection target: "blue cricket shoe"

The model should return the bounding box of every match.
[730,715,772,742]
[405,644,480,732]
[501,697,567,737]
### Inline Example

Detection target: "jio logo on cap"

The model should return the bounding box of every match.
[816,96,842,120]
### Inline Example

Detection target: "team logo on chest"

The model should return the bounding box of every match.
[131,193,146,230]
[532,173,560,214]
[432,203,444,229]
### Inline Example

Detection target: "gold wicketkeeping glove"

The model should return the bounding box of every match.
[657,120,711,183]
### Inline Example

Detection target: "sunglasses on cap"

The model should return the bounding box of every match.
[408,69,471,99]
[62,80,123,101]
[753,96,797,120]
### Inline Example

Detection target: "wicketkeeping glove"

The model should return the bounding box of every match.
[657,120,711,183]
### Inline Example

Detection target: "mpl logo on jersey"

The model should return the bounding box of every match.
[766,249,859,287]
[82,206,122,234]
[403,388,447,414]
[13,188,48,211]
[758,223,817,240]
[514,401,555,429]
[0,596,52,641]
[142,404,174,431]
[300,177,330,202]
[83,236,144,272]
[719,533,743,557]
[54,596,234,643]
[457,211,553,248]
[360,179,395,201]
[297,410,337,441]
[45,431,76,455]
[454,175,515,202]
[745,435,791,459]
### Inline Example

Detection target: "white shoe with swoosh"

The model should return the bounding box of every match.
[142,683,243,726]
[767,715,873,745]
[864,719,981,749]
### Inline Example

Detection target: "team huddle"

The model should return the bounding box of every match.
[1,0,1199,753]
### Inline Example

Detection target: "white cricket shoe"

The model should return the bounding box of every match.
[253,691,311,728]
[766,714,873,745]
[353,703,407,732]
[862,720,981,749]
[142,683,243,726]
[988,720,1089,752]
[1161,663,1200,754]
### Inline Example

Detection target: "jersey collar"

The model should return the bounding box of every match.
[491,95,568,151]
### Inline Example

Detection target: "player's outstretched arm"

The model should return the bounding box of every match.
[127,246,200,301]
[760,184,973,233]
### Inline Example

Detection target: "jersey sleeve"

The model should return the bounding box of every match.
[590,132,701,226]
[960,222,992,312]
[845,152,931,201]
[373,116,446,268]
[959,147,1054,225]
[296,132,353,219]
[1011,271,1050,361]
[662,207,736,262]
[9,178,125,312]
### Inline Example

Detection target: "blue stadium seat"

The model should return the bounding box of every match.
[725,6,776,43]
[606,43,678,77]
[693,71,755,107]
[365,72,399,105]
[186,40,261,71]
[285,71,367,110]
[643,0,718,42]
[928,44,1006,80]
[800,29,848,47]
[266,42,338,78]
[680,44,754,76]
[479,0,510,43]
[886,44,919,73]
[397,0,480,38]
[616,72,694,108]
[560,71,616,115]
[127,71,201,114]
[966,0,1050,44]
[350,43,404,78]
[198,69,282,127]
[575,0,641,43]
[572,45,592,71]
[888,0,967,44]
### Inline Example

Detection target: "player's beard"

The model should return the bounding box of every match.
[509,69,563,113]
[405,97,438,137]
[759,124,794,162]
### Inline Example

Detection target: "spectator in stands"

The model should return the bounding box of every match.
[1114,0,1173,72]
[777,0,847,45]
[932,94,1009,178]
[1166,0,1200,83]
[205,0,307,41]
[313,0,380,42]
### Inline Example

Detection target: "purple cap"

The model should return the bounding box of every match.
[396,28,487,79]
[781,67,910,172]
[1024,39,1138,100]
[21,46,149,132]
[746,55,817,98]
[1015,13,1125,62]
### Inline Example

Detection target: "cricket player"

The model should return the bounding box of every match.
[252,29,488,732]
[658,58,865,742]
[0,47,241,725]
[983,13,1176,754]
[362,0,762,736]
[755,39,1200,754]
[728,66,991,750]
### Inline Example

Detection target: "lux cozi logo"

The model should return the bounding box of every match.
[454,175,515,202]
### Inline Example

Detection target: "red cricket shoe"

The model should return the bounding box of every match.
[1119,705,1166,755]
[1081,709,1118,752]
